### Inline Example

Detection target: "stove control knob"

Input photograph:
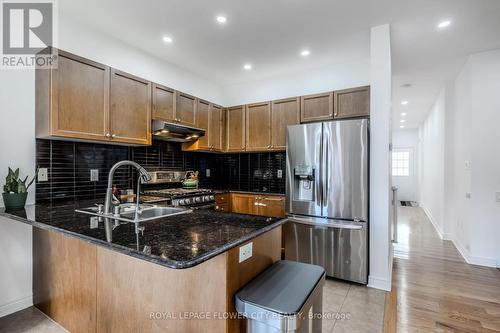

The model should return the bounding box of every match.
[179,199,185,205]
[195,197,201,203]
[210,195,215,200]
[185,198,191,205]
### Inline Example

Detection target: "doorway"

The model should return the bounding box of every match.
[392,148,417,202]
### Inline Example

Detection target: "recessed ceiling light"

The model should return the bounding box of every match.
[401,100,409,105]
[300,49,310,57]
[216,16,227,24]
[243,63,252,70]
[401,113,407,116]
[400,120,406,123]
[438,20,451,29]
[162,36,173,43]
[400,125,405,129]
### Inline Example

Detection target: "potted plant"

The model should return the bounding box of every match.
[2,167,35,210]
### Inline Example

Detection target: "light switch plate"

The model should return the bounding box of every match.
[239,242,253,263]
[90,216,99,229]
[206,169,211,177]
[90,169,99,182]
[465,160,471,171]
[277,169,283,179]
[38,168,48,182]
[495,191,500,203]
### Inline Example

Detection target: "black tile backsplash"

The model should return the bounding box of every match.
[36,139,286,203]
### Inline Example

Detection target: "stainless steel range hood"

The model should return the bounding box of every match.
[152,120,205,142]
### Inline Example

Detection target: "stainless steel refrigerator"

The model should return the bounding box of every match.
[284,119,368,284]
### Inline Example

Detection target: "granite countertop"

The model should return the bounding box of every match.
[0,200,286,269]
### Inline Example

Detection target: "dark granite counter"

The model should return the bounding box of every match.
[0,200,286,269]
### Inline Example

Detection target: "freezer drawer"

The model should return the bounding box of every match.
[284,217,368,284]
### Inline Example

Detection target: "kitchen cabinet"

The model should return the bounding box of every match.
[271,97,300,150]
[209,104,223,151]
[109,69,152,145]
[256,195,286,218]
[300,92,333,123]
[245,102,271,151]
[175,92,197,126]
[333,86,370,119]
[36,50,110,142]
[230,193,285,217]
[152,83,175,122]
[226,106,246,152]
[182,102,223,152]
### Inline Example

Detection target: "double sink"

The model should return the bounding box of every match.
[76,203,192,224]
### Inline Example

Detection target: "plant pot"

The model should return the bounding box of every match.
[2,192,28,210]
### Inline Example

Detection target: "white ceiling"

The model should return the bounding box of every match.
[60,0,500,128]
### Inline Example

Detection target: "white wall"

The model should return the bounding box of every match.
[418,89,446,236]
[392,129,419,202]
[368,24,393,291]
[222,59,370,105]
[419,48,500,267]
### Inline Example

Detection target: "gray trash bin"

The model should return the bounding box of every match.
[235,260,325,333]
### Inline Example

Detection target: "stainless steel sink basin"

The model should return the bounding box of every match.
[120,207,190,221]
[75,205,191,223]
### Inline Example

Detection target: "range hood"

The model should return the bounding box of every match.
[152,120,205,142]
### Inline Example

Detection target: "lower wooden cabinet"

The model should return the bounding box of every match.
[229,193,285,218]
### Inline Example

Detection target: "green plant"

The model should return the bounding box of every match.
[3,168,35,194]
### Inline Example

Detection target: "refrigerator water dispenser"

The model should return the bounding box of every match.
[293,165,315,201]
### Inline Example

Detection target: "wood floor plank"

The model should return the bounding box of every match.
[393,206,500,333]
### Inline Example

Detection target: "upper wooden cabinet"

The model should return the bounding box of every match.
[36,51,110,141]
[209,104,223,151]
[176,92,197,126]
[300,92,333,123]
[152,83,175,122]
[271,97,300,150]
[109,69,152,145]
[195,99,210,149]
[333,86,370,119]
[246,102,271,151]
[226,106,246,152]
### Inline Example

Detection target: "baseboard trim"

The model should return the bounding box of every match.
[0,295,33,318]
[452,238,497,268]
[421,206,444,239]
[368,276,391,291]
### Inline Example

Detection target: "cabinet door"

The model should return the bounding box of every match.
[226,106,246,152]
[49,51,110,141]
[231,193,257,215]
[110,69,151,145]
[300,92,333,123]
[333,86,370,119]
[152,83,175,121]
[246,102,271,151]
[176,92,197,126]
[258,196,286,218]
[196,99,211,149]
[209,105,223,151]
[271,97,300,150]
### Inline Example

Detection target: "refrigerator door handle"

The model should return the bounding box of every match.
[321,124,329,212]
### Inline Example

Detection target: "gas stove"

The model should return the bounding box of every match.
[142,188,216,209]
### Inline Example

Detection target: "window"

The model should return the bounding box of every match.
[392,151,410,176]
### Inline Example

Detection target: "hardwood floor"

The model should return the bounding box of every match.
[393,206,500,333]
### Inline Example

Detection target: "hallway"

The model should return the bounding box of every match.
[393,206,500,332]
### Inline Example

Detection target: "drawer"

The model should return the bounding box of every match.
[216,193,230,204]
[215,203,230,212]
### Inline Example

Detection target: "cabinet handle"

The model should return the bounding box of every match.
[106,133,111,138]
[111,134,116,138]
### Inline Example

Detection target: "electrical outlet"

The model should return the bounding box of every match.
[495,191,500,203]
[206,169,211,177]
[90,169,99,182]
[38,168,48,182]
[90,216,99,229]
[239,242,253,263]
[277,169,283,179]
[465,160,471,171]
[465,192,471,199]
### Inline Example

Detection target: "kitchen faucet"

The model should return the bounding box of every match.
[104,161,152,216]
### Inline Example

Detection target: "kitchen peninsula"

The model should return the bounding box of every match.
[1,201,284,333]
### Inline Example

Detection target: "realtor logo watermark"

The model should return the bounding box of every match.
[1,0,57,68]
